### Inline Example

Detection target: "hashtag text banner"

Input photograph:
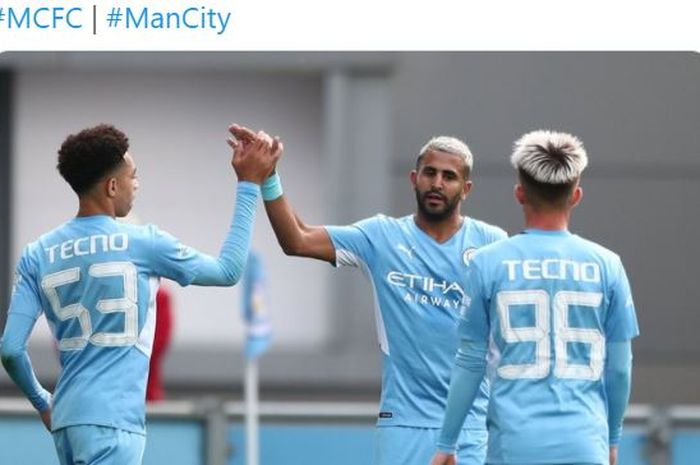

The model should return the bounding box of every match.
[0,0,243,50]
[0,0,698,51]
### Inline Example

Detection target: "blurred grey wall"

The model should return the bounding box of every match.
[1,52,698,403]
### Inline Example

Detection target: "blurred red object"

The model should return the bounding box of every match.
[146,286,173,402]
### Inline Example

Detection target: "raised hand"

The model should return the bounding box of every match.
[228,124,257,146]
[227,125,282,184]
[270,136,284,172]
[254,130,283,176]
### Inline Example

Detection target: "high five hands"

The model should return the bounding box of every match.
[227,124,283,184]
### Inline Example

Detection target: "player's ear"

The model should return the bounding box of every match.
[514,184,526,205]
[409,169,418,188]
[570,186,583,207]
[462,180,473,200]
[105,176,118,198]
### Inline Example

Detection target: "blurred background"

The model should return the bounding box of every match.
[0,52,698,464]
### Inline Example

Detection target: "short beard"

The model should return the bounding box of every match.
[415,189,461,222]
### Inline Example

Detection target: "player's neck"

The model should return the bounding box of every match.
[523,208,570,231]
[76,196,116,218]
[414,212,463,243]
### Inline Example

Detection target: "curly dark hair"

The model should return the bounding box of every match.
[57,124,130,195]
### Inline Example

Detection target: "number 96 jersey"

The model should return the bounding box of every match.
[10,215,202,434]
[459,228,639,464]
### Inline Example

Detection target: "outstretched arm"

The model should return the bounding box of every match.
[192,128,281,285]
[229,124,336,263]
[155,128,279,287]
[189,181,260,286]
[264,192,336,262]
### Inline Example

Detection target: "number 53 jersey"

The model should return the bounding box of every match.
[460,229,640,464]
[9,215,204,434]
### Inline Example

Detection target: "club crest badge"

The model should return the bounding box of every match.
[462,247,477,266]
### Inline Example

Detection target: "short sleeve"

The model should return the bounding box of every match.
[489,226,508,243]
[324,216,378,268]
[605,259,640,342]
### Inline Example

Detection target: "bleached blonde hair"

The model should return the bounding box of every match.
[511,130,588,184]
[417,136,474,178]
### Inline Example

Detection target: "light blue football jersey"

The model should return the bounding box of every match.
[326,214,507,428]
[460,229,640,464]
[10,215,216,434]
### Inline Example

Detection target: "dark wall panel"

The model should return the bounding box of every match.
[0,71,12,327]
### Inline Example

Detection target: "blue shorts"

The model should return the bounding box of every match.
[52,425,146,465]
[375,426,487,465]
